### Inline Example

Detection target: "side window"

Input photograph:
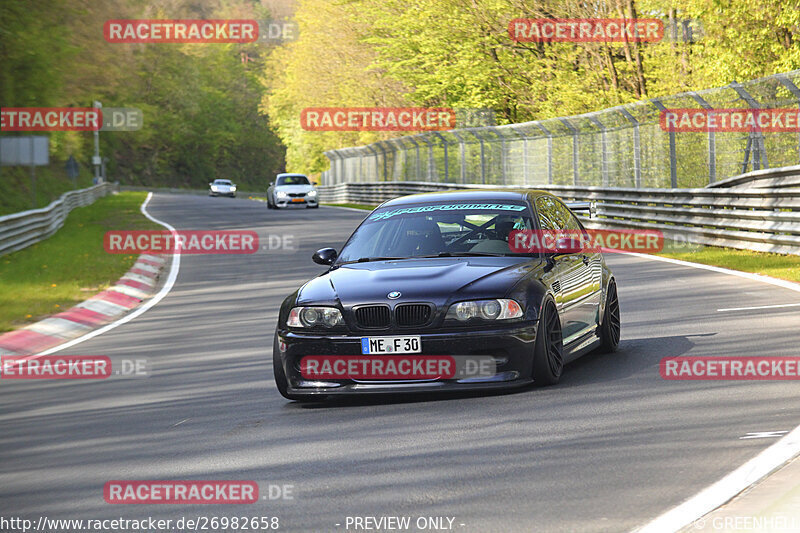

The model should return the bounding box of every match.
[536,196,559,231]
[553,200,581,231]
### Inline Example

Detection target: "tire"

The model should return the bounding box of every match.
[307,204,319,209]
[267,195,275,209]
[272,333,326,402]
[597,279,621,353]
[532,298,564,386]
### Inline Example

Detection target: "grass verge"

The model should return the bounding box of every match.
[322,203,376,210]
[0,163,95,216]
[0,192,159,333]
[658,245,800,284]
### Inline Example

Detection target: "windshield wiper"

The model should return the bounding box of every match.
[337,256,408,265]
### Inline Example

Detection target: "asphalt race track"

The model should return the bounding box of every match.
[2,193,799,533]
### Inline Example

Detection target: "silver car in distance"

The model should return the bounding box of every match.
[267,173,319,209]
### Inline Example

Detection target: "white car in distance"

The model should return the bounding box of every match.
[208,179,237,198]
[267,173,319,209]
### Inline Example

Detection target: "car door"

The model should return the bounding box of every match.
[536,196,597,344]
[552,199,601,341]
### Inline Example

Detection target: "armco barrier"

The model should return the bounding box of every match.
[318,181,800,255]
[0,182,117,257]
[706,164,800,189]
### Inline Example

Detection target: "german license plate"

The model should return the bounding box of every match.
[361,336,421,354]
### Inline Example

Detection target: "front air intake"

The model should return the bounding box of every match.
[354,306,391,328]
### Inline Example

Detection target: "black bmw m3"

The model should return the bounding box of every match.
[273,190,620,401]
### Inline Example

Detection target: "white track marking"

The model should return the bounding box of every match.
[626,252,800,294]
[634,426,800,532]
[718,302,800,312]
[35,193,181,356]
[629,252,800,533]
[740,431,789,440]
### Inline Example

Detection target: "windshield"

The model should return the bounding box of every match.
[277,175,310,185]
[213,180,231,185]
[336,202,534,262]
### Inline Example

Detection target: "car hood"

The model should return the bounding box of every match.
[275,184,314,193]
[297,257,537,308]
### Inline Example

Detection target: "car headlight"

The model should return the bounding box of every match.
[307,190,317,197]
[287,306,344,328]
[276,191,288,199]
[445,299,523,321]
[230,186,236,191]
[211,186,218,191]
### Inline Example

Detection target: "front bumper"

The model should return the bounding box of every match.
[275,196,318,208]
[275,323,538,396]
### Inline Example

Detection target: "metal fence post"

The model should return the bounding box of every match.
[689,92,717,184]
[587,116,609,186]
[776,74,800,164]
[471,131,487,184]
[618,108,642,188]
[323,151,333,185]
[433,132,449,182]
[451,131,467,184]
[390,138,408,180]
[730,81,769,170]
[560,118,579,185]
[511,126,529,185]
[534,123,553,185]
[365,144,379,181]
[391,140,401,181]
[357,147,364,181]
[486,129,507,185]
[327,151,341,184]
[375,141,388,181]
[424,135,435,181]
[650,98,678,187]
[498,130,507,184]
[407,136,421,180]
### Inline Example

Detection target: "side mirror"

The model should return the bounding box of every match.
[208,182,213,186]
[269,182,274,186]
[312,248,338,265]
[312,181,318,186]
[555,237,583,254]
[231,183,237,187]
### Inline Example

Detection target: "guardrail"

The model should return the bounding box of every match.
[706,164,800,189]
[318,181,800,255]
[119,185,267,198]
[0,182,117,257]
